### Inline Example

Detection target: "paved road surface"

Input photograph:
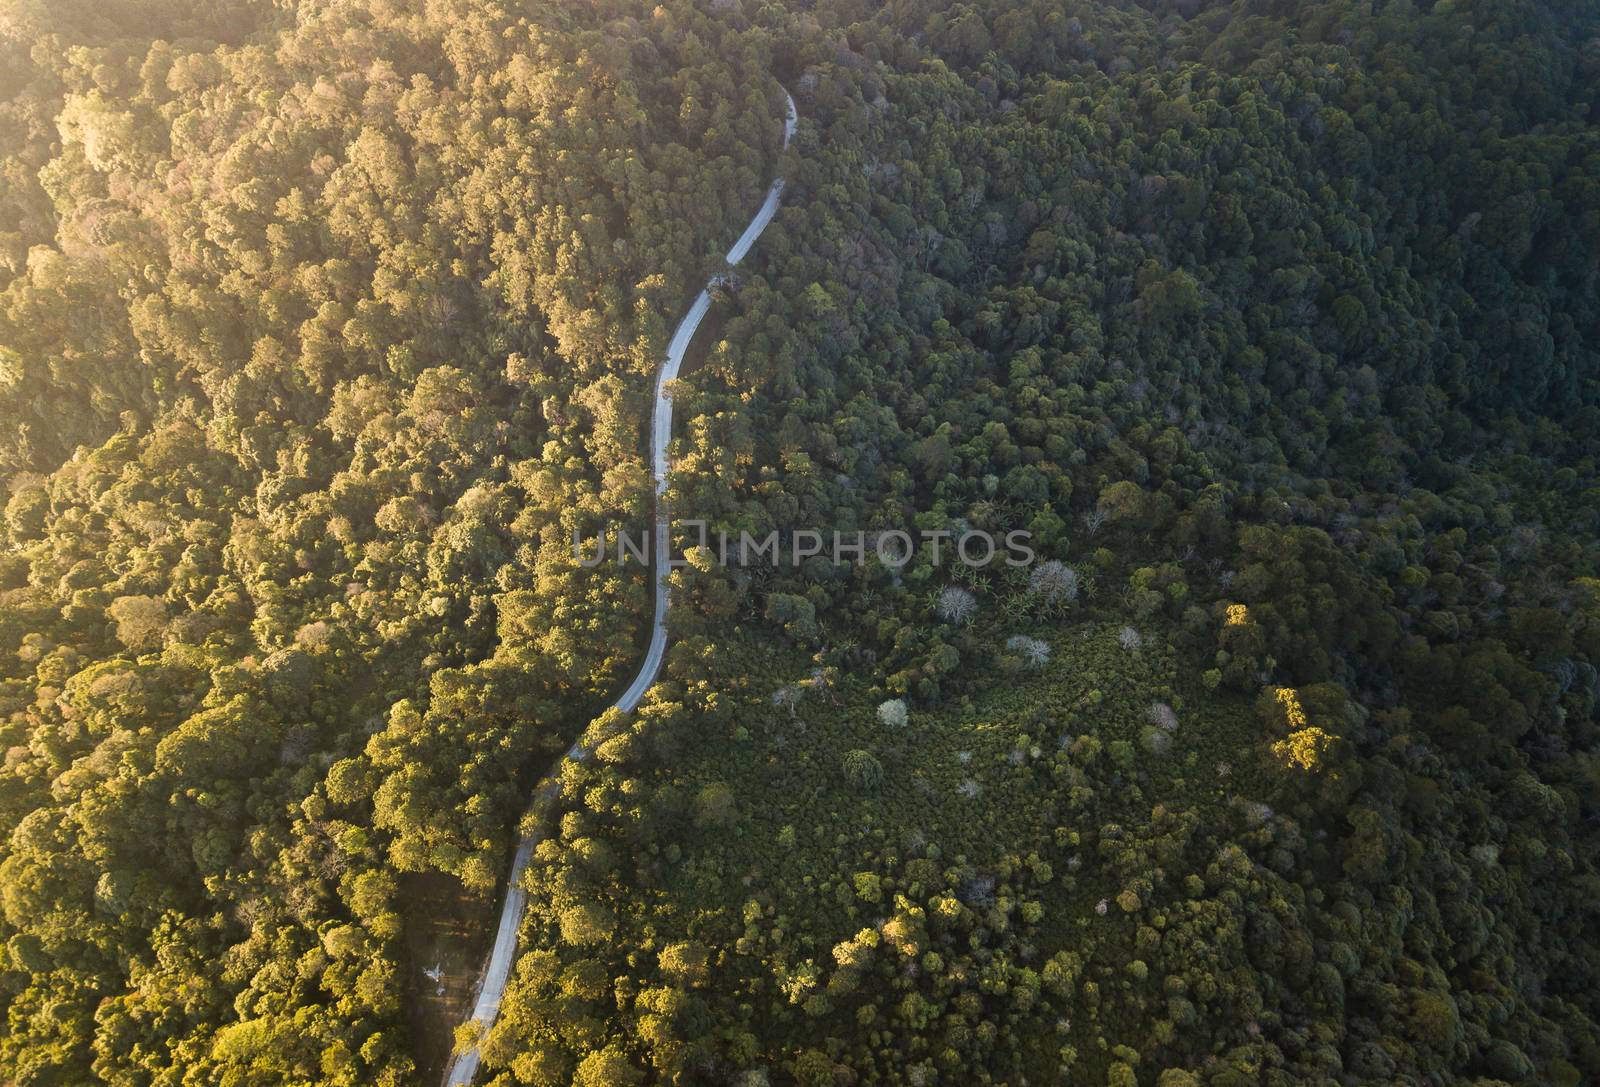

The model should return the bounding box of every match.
[441,85,798,1087]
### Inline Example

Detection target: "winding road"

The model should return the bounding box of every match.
[441,86,798,1087]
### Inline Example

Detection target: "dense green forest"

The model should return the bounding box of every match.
[2,0,1599,1085]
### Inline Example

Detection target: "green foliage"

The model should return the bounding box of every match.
[2,0,1598,1083]
[0,0,787,1079]
[840,749,884,792]
[481,0,1600,1078]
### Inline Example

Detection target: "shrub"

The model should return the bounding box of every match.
[1272,727,1338,772]
[1028,560,1079,605]
[771,685,802,715]
[1005,635,1051,668]
[574,1045,642,1087]
[936,585,977,624]
[1139,726,1172,756]
[108,595,168,652]
[694,782,738,828]
[841,750,884,791]
[1146,702,1178,731]
[658,941,711,986]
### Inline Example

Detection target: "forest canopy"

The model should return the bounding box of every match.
[1,0,1598,1085]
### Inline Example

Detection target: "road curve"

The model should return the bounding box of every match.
[441,86,798,1087]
